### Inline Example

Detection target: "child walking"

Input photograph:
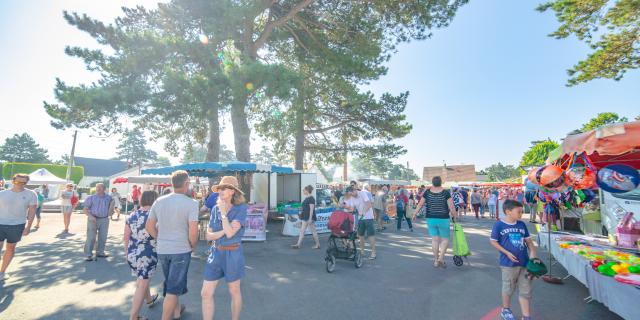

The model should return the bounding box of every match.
[490,200,538,320]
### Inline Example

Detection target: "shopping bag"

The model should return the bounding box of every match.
[453,223,471,257]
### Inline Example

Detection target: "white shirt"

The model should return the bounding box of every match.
[0,189,38,225]
[346,191,374,220]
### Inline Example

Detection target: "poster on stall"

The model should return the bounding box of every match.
[282,207,334,236]
[242,204,268,242]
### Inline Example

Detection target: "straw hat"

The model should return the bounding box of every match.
[212,176,244,194]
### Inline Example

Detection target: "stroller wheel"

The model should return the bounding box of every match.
[453,255,463,267]
[354,250,363,268]
[326,255,336,273]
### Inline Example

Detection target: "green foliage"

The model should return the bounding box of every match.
[1,162,83,184]
[315,163,337,183]
[352,156,417,180]
[387,164,419,180]
[153,156,172,167]
[538,0,640,86]
[181,144,235,164]
[0,133,50,163]
[484,163,521,182]
[578,112,628,132]
[520,140,560,167]
[219,145,236,162]
[116,128,158,167]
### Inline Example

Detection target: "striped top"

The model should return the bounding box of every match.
[423,189,451,219]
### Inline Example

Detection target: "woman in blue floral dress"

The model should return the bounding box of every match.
[124,190,160,320]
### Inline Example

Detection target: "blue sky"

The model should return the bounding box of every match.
[0,1,638,175]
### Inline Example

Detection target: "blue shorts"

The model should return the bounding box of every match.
[204,245,245,282]
[426,218,450,239]
[158,252,191,296]
[35,207,42,219]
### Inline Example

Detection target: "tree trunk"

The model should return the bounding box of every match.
[294,101,305,170]
[231,95,251,162]
[205,106,220,162]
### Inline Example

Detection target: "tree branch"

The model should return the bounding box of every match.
[251,0,316,57]
[304,119,355,134]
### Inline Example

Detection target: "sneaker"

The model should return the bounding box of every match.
[500,308,516,320]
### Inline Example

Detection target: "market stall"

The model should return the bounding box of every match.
[531,121,640,319]
[28,168,68,200]
[142,161,295,242]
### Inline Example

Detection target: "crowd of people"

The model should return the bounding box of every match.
[0,172,541,320]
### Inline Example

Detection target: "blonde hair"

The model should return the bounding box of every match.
[12,173,29,182]
[171,170,190,188]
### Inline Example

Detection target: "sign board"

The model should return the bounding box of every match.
[282,206,334,236]
[242,204,267,242]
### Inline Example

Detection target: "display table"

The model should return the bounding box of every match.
[538,233,589,285]
[538,232,640,319]
[282,206,334,236]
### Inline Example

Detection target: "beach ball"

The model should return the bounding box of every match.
[596,164,640,194]
[565,163,596,190]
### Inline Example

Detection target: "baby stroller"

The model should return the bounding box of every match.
[325,210,363,273]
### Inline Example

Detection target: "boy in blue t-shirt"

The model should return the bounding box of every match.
[490,199,538,320]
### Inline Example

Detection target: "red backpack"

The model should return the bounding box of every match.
[328,210,354,237]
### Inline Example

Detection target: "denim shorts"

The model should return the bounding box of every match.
[158,252,192,296]
[0,224,25,243]
[35,207,42,219]
[426,218,450,239]
[357,219,376,237]
[204,245,245,282]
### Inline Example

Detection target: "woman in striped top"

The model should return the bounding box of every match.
[413,176,458,268]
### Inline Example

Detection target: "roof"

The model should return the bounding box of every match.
[74,157,129,177]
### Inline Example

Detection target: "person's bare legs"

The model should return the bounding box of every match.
[431,236,441,266]
[519,296,531,317]
[369,236,376,257]
[0,242,17,273]
[130,278,150,320]
[438,238,449,264]
[201,280,219,320]
[228,280,243,320]
[359,235,366,253]
[294,221,308,247]
[309,223,320,248]
[161,294,178,320]
[63,213,71,232]
[502,293,511,309]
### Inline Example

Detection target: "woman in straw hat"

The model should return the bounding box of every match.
[201,176,248,320]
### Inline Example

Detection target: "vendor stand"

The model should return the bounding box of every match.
[143,161,295,242]
[536,120,640,319]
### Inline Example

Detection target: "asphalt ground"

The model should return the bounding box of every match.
[0,211,622,320]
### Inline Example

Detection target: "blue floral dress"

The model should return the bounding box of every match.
[126,209,158,279]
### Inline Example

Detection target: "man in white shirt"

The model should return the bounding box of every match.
[344,186,377,259]
[0,174,37,281]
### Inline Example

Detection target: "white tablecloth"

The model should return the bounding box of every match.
[538,232,640,319]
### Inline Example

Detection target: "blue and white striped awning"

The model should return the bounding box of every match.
[142,161,294,176]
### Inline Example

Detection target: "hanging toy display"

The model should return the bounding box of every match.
[564,153,597,190]
[537,165,566,190]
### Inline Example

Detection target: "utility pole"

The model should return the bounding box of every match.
[65,130,78,182]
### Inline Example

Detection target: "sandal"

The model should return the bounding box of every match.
[146,293,159,307]
[173,304,186,320]
[291,244,300,249]
[312,245,321,249]
[433,260,439,268]
[136,316,148,320]
[439,260,447,268]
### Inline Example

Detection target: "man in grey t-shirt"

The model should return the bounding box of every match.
[146,170,198,320]
[0,173,37,281]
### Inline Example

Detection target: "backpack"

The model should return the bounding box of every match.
[328,210,354,237]
[396,198,405,211]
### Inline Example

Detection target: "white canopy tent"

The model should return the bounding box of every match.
[126,175,172,184]
[28,168,67,185]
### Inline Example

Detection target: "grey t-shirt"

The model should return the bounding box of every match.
[0,189,38,225]
[148,193,199,254]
